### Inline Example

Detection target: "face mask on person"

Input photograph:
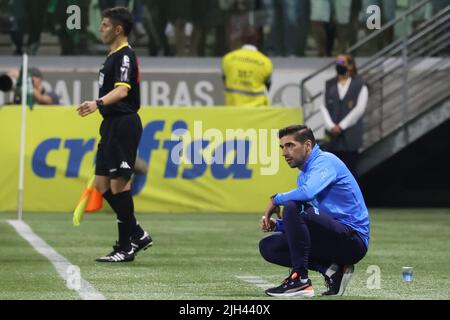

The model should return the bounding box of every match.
[336,63,348,76]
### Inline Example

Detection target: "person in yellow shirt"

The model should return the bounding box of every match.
[222,28,273,107]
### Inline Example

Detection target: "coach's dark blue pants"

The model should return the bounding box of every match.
[259,201,367,278]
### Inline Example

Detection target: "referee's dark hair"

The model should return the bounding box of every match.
[103,7,133,37]
[279,125,316,146]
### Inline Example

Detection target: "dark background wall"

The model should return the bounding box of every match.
[360,119,450,207]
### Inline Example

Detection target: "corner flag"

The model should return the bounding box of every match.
[73,175,103,226]
[14,65,34,110]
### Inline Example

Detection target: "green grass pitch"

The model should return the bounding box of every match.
[0,209,449,300]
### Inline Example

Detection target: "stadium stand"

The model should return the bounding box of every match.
[301,0,450,205]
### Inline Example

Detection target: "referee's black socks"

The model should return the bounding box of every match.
[103,190,145,251]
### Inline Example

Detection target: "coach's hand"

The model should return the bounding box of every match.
[78,101,98,117]
[262,199,280,231]
[260,216,276,232]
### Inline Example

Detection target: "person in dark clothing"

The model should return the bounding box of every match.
[77,7,152,263]
[142,0,172,56]
[320,54,369,177]
[30,68,60,105]
[9,0,49,55]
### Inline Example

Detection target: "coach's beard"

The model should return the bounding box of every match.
[294,159,306,169]
[285,157,304,169]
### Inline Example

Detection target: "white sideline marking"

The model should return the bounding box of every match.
[236,275,276,289]
[7,220,106,300]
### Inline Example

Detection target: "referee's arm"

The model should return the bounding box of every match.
[78,54,132,117]
[78,84,129,117]
[100,84,129,104]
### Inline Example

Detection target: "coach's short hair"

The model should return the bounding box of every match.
[103,7,133,36]
[278,125,316,146]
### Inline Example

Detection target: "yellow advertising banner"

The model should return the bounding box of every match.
[0,106,303,213]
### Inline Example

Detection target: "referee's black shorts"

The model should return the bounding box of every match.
[95,113,143,180]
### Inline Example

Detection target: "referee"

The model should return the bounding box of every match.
[77,7,152,262]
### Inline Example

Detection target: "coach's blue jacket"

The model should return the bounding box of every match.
[273,145,370,248]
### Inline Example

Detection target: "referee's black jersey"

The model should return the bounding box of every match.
[98,43,140,117]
